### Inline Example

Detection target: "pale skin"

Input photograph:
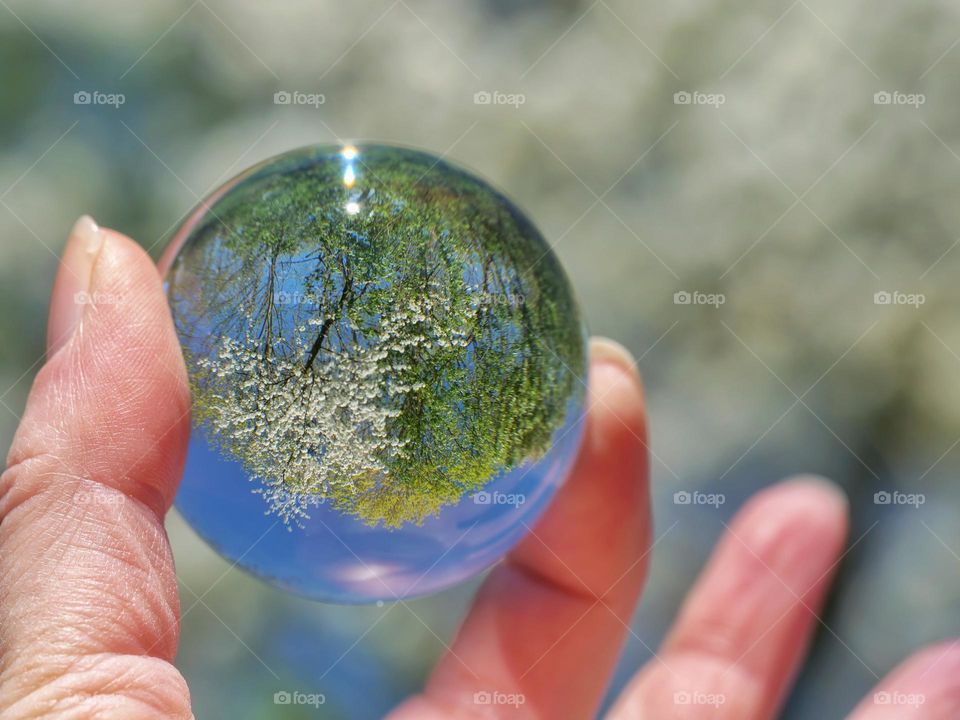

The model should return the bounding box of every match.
[0,217,957,719]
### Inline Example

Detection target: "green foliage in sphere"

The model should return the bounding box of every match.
[166,144,585,528]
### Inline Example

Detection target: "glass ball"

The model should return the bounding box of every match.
[161,144,587,603]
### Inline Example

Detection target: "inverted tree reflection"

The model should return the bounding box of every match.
[167,148,584,527]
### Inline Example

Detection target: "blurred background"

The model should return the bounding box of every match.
[2,0,959,717]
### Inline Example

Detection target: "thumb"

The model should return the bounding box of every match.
[0,218,193,718]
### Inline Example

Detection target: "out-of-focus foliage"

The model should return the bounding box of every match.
[2,1,960,717]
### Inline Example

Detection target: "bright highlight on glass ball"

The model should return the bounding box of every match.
[162,144,587,603]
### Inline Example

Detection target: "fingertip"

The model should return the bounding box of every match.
[877,639,960,692]
[47,216,104,356]
[709,475,849,606]
[739,475,849,545]
[587,337,646,450]
[89,226,166,300]
[581,337,649,518]
[590,336,640,379]
[850,640,960,719]
[903,639,960,675]
[778,473,849,511]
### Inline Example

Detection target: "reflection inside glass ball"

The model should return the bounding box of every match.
[162,144,586,602]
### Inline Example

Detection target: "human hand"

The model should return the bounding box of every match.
[1,219,957,719]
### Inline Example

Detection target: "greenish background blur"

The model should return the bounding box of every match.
[2,1,959,717]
